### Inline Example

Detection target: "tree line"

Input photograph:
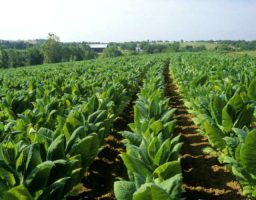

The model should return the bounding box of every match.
[0,34,97,68]
[1,36,256,68]
[117,40,256,53]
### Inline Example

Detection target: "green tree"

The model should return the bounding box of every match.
[13,50,27,67]
[26,47,44,65]
[42,33,62,63]
[168,42,180,52]
[0,49,9,68]
[81,43,97,59]
[102,46,122,58]
[8,49,19,67]
[120,42,137,51]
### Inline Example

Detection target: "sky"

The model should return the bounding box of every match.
[0,0,256,42]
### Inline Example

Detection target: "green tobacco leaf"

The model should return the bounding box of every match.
[248,78,256,101]
[128,123,135,132]
[170,135,181,149]
[134,106,141,134]
[47,134,66,161]
[34,128,54,147]
[119,131,141,146]
[65,168,81,192]
[114,181,136,200]
[240,129,256,175]
[233,128,247,143]
[149,120,163,135]
[63,111,82,140]
[210,95,225,125]
[163,120,176,139]
[235,144,242,162]
[192,74,208,86]
[0,165,16,187]
[69,154,82,171]
[88,95,99,112]
[25,161,54,194]
[153,139,171,166]
[1,139,17,165]
[161,109,176,123]
[153,161,181,181]
[47,159,71,185]
[133,172,146,189]
[16,150,24,171]
[93,110,107,123]
[121,153,152,179]
[133,183,171,200]
[69,133,100,169]
[159,174,182,199]
[4,185,33,200]
[149,99,159,119]
[88,110,104,123]
[25,144,43,177]
[234,106,254,128]
[204,122,226,150]
[38,177,70,200]
[65,126,87,154]
[147,137,160,162]
[169,142,182,161]
[222,104,235,132]
[228,91,244,111]
[0,144,8,164]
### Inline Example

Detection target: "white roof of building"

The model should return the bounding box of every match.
[89,44,108,48]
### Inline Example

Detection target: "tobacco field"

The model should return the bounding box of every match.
[0,53,255,200]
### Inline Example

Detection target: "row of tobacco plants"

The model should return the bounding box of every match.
[114,59,183,200]
[171,53,256,199]
[0,56,161,199]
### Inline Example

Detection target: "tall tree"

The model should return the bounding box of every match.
[41,33,62,63]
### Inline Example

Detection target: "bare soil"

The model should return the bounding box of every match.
[163,66,247,200]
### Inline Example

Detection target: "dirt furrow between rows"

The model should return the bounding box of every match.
[68,100,134,200]
[164,66,246,200]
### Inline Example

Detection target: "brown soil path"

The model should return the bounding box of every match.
[163,66,247,200]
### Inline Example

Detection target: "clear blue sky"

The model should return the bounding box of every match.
[0,0,256,42]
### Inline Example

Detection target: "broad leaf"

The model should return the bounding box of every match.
[121,153,152,179]
[240,129,256,175]
[47,134,66,161]
[114,181,136,200]
[25,161,54,193]
[133,183,171,200]
[4,185,33,200]
[153,161,181,181]
[203,122,226,150]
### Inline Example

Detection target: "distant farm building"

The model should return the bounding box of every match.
[135,46,142,52]
[89,44,108,53]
